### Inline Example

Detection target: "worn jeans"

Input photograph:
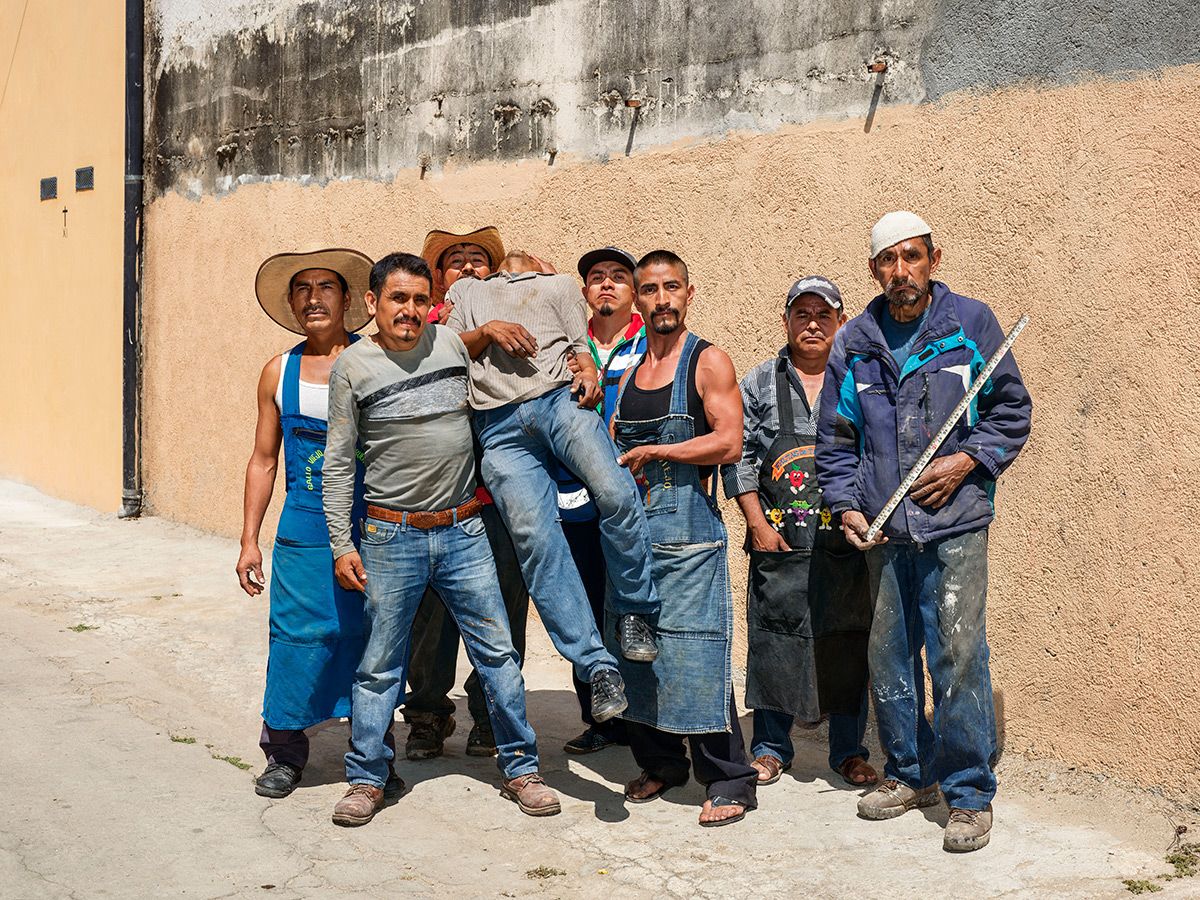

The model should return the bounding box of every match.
[403,503,529,727]
[866,528,996,811]
[474,386,658,682]
[345,513,540,786]
[750,688,871,772]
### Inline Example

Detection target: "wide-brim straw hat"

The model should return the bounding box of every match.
[420,226,506,272]
[254,247,374,334]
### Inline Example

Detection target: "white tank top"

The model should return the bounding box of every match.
[274,350,330,421]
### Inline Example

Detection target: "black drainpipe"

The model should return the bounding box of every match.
[119,0,145,518]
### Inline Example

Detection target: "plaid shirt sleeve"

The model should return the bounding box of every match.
[721,364,773,499]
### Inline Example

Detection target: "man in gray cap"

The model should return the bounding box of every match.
[817,211,1032,852]
[722,275,875,792]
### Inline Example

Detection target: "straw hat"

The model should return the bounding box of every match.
[420,226,506,273]
[254,247,374,334]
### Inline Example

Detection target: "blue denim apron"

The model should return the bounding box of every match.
[262,339,367,730]
[607,332,733,734]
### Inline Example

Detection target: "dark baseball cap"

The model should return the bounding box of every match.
[785,275,843,311]
[577,246,637,281]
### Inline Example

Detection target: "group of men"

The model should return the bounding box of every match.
[235,210,1032,852]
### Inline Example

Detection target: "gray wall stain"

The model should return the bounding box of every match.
[146,0,1199,197]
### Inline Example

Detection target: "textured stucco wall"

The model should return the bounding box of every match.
[146,0,1200,196]
[141,62,1200,799]
[0,0,125,510]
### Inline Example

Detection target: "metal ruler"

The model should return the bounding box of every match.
[864,313,1030,543]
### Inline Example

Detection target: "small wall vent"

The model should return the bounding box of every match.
[40,177,57,200]
[75,167,94,191]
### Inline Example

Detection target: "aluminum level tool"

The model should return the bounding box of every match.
[864,313,1030,543]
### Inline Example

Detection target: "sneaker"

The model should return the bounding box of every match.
[466,721,498,757]
[499,772,561,817]
[331,783,385,827]
[944,805,993,852]
[404,712,456,761]
[254,762,302,799]
[618,614,659,662]
[856,779,942,820]
[590,669,629,723]
[563,727,621,755]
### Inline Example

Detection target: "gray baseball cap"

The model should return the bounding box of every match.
[578,246,637,280]
[786,275,843,311]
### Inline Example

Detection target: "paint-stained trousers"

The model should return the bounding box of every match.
[866,527,997,811]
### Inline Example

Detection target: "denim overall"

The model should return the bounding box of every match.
[745,357,871,721]
[262,340,367,730]
[608,332,732,734]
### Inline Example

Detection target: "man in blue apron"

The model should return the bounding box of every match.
[236,247,389,799]
[721,276,876,790]
[609,250,758,827]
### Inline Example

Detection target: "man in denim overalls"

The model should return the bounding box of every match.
[236,247,393,800]
[610,250,758,827]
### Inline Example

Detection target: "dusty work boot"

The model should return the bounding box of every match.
[618,614,659,662]
[856,779,942,820]
[944,805,993,852]
[590,669,629,723]
[331,783,385,827]
[404,712,455,761]
[499,773,562,817]
[465,721,498,757]
[254,763,302,798]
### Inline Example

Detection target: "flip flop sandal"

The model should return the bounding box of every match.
[837,756,879,786]
[699,796,749,827]
[752,754,791,786]
[624,772,685,804]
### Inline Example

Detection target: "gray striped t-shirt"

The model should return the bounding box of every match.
[323,326,476,558]
[446,271,589,410]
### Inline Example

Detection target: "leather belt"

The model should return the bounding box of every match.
[366,498,483,530]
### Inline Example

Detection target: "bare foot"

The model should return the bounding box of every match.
[751,754,784,784]
[699,798,746,825]
[625,772,667,801]
[837,756,878,786]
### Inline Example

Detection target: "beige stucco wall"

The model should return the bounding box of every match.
[0,1,125,510]
[142,65,1200,798]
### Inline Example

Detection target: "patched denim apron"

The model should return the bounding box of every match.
[744,356,872,721]
[607,332,732,734]
[262,340,367,730]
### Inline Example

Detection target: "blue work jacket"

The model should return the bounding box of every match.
[815,281,1032,543]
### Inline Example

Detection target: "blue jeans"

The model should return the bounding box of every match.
[474,386,658,682]
[344,513,540,786]
[866,528,996,811]
[751,690,870,772]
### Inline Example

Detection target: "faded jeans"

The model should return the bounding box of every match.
[750,689,871,772]
[474,386,658,682]
[866,528,996,811]
[344,513,540,786]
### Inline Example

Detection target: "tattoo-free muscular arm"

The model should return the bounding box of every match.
[236,357,283,596]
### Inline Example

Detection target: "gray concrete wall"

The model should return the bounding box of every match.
[147,0,1200,197]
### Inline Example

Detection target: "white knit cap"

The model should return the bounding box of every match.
[870,211,932,259]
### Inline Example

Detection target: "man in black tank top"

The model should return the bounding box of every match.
[613,250,759,827]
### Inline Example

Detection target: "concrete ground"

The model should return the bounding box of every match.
[0,480,1194,900]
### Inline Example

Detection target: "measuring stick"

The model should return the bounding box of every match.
[863,313,1030,543]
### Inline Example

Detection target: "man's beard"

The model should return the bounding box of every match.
[597,302,615,317]
[885,277,929,309]
[651,311,680,335]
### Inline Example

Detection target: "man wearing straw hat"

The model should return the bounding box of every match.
[816,212,1032,852]
[236,247,400,800]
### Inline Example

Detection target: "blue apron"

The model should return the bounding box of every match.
[262,339,367,730]
[607,332,733,734]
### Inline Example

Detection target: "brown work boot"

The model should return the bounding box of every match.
[856,779,942,820]
[404,712,455,760]
[331,783,385,827]
[944,804,993,852]
[499,772,561,817]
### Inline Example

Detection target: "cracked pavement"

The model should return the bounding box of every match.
[0,480,1194,899]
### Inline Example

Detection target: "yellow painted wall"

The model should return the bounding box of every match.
[0,1,125,510]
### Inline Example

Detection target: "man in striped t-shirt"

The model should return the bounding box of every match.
[556,247,647,755]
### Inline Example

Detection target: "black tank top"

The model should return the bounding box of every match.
[622,338,714,480]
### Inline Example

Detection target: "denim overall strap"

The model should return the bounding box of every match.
[280,341,307,418]
[667,331,702,417]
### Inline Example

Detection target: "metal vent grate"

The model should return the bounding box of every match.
[40,177,57,200]
[75,166,94,191]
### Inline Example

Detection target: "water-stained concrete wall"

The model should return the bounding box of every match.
[140,1,1200,801]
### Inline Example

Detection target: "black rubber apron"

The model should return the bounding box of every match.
[744,357,871,720]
